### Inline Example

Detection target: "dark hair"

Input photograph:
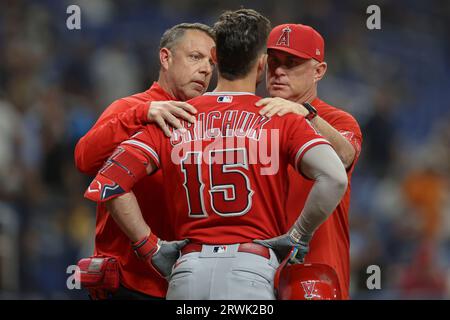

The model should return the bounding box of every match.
[159,23,215,50]
[213,9,271,80]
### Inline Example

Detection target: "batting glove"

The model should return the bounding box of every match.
[254,230,310,263]
[132,233,189,278]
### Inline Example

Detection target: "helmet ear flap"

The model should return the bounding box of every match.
[276,262,342,300]
[273,247,295,297]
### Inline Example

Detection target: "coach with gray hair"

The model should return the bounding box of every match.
[74,22,215,300]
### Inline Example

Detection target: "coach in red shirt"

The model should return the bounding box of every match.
[74,23,215,299]
[258,24,363,299]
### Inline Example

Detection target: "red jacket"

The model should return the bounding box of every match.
[75,82,176,297]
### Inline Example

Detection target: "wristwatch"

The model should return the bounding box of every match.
[303,102,318,121]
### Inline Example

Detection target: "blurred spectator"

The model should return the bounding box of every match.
[91,41,142,107]
[0,99,23,197]
[399,242,447,299]
[403,169,447,241]
[361,90,396,178]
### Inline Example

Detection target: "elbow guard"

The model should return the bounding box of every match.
[84,145,151,202]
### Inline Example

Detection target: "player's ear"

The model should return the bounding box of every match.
[314,61,327,83]
[256,53,267,82]
[160,47,171,71]
[211,46,217,65]
[258,54,267,72]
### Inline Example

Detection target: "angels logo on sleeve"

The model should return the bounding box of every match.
[339,130,354,141]
[340,130,362,156]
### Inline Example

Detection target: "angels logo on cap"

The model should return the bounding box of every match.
[267,24,325,62]
[276,26,291,47]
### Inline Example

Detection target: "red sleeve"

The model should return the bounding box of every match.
[326,110,363,170]
[121,126,162,170]
[281,115,331,172]
[83,125,163,202]
[74,99,150,175]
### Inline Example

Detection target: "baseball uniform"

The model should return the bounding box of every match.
[93,92,331,299]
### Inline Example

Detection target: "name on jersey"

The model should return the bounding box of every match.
[170,110,272,146]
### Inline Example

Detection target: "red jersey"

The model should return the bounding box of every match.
[285,97,363,299]
[74,82,176,297]
[123,92,330,244]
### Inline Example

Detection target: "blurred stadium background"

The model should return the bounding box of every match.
[0,0,449,299]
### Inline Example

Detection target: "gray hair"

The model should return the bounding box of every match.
[159,23,215,50]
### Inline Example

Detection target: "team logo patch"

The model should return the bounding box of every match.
[301,280,317,300]
[84,175,125,202]
[213,246,227,253]
[340,130,361,155]
[101,183,125,200]
[276,26,291,47]
[217,96,233,103]
[339,130,354,141]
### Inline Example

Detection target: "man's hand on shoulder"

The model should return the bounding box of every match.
[256,97,309,117]
[147,101,197,137]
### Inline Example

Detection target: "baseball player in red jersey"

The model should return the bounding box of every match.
[257,24,363,299]
[74,23,215,299]
[84,9,348,300]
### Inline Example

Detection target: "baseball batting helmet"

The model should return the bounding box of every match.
[275,259,342,300]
